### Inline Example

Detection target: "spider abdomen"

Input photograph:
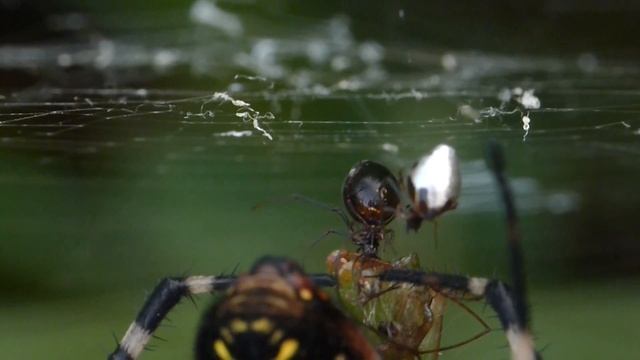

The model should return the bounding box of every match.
[195,263,379,360]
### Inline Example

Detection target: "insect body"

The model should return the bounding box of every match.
[405,144,461,232]
[327,250,449,359]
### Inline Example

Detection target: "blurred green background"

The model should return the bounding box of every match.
[1,1,640,359]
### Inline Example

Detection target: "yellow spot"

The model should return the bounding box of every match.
[220,328,233,343]
[250,318,273,334]
[213,339,234,360]
[334,354,347,360]
[299,288,313,301]
[230,319,248,333]
[274,338,299,360]
[269,329,284,345]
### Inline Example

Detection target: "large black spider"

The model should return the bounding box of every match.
[108,143,541,360]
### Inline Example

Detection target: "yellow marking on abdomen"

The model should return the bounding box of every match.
[299,288,313,301]
[229,319,248,333]
[220,328,234,343]
[274,338,299,360]
[250,318,273,334]
[213,339,234,360]
[269,329,284,345]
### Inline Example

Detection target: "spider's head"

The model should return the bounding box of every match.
[249,256,323,298]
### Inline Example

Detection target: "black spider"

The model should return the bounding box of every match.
[341,160,401,257]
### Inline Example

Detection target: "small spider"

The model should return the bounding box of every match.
[402,144,461,232]
[341,160,401,257]
[109,143,540,360]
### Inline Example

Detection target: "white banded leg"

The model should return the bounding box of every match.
[109,275,233,360]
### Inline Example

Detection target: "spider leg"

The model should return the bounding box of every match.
[308,273,337,287]
[109,275,234,360]
[253,193,354,230]
[486,140,529,328]
[290,193,353,230]
[310,228,350,248]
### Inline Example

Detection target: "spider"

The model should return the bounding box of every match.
[341,159,401,257]
[402,144,461,232]
[108,143,540,360]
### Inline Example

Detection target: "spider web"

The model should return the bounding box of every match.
[2,8,639,215]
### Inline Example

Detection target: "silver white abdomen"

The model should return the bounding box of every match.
[410,144,461,215]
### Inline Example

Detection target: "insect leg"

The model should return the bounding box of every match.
[307,273,337,287]
[254,193,353,229]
